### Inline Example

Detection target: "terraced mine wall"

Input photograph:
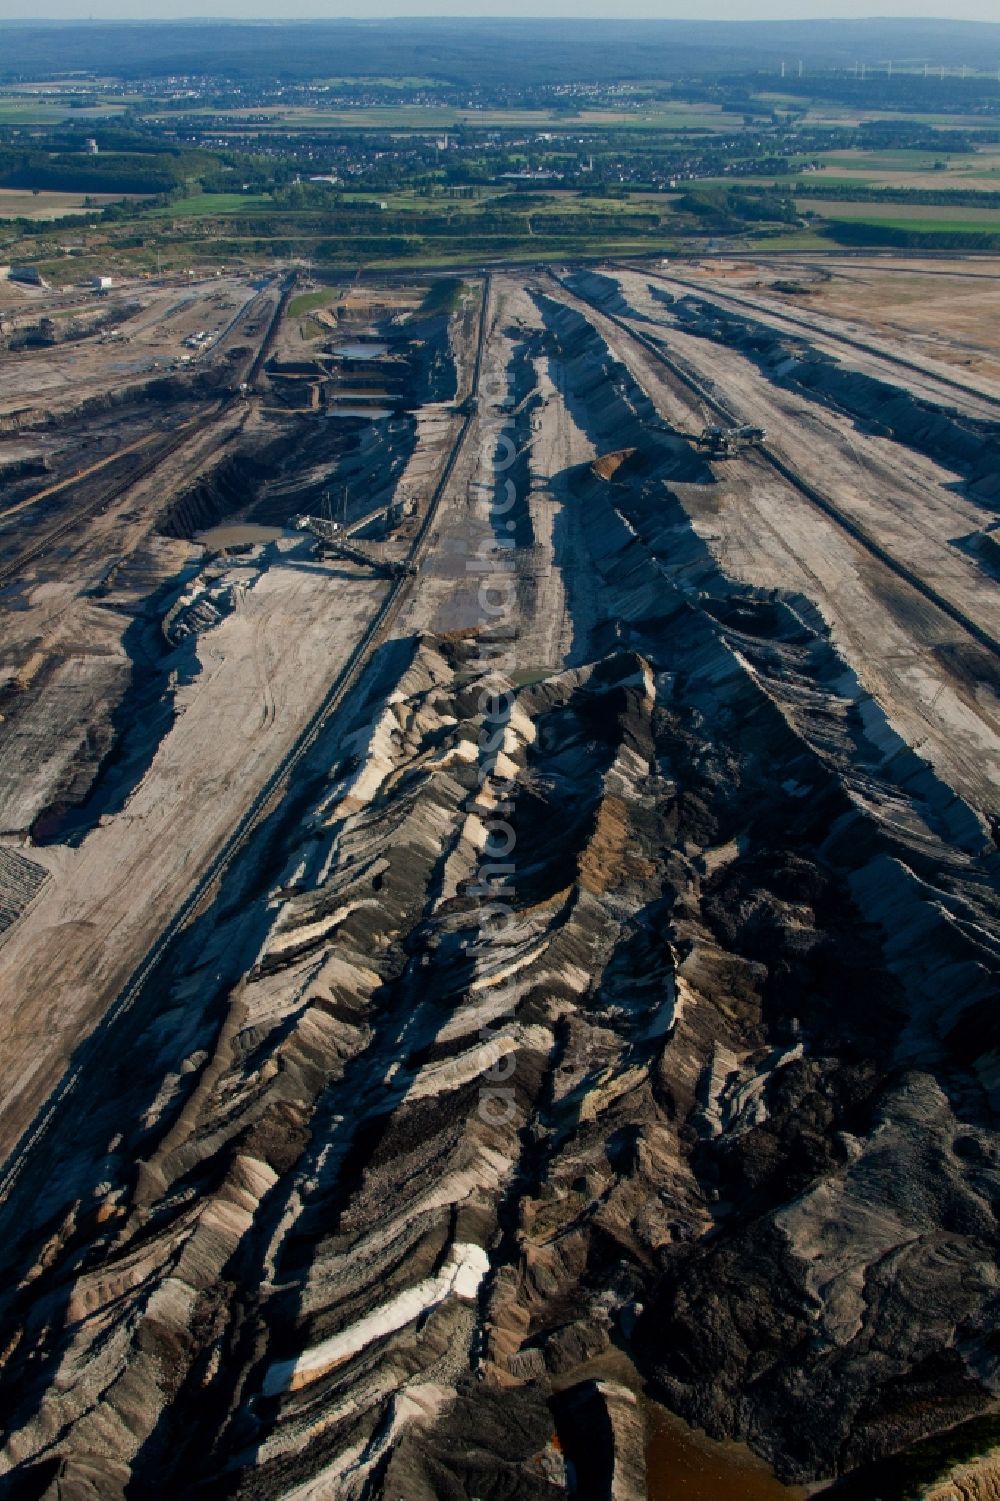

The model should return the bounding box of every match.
[38,415,421,845]
[160,415,418,542]
[0,453,49,487]
[0,285,995,1500]
[0,361,245,435]
[3,308,447,852]
[3,302,141,352]
[29,582,199,848]
[246,273,297,390]
[158,453,264,539]
[405,307,463,405]
[657,288,1000,505]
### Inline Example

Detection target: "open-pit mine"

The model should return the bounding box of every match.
[0,256,998,1501]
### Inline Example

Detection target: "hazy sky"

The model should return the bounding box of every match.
[0,0,996,21]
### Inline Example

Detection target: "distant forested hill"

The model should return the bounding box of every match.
[0,18,998,85]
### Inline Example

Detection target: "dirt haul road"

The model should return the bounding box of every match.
[547,269,1000,820]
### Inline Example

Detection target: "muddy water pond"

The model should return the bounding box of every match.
[196,523,285,549]
[553,1351,810,1499]
[645,1409,809,1501]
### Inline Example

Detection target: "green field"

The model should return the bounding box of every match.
[804,201,996,223]
[288,288,339,316]
[810,200,1000,230]
[148,192,276,217]
[795,106,1000,129]
[816,151,964,171]
[144,187,680,225]
[0,98,125,124]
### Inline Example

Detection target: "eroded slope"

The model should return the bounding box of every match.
[0,275,996,1501]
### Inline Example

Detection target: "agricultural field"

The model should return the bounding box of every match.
[147,192,277,218]
[0,188,149,219]
[802,199,1000,227]
[789,147,1000,189]
[287,286,339,316]
[0,97,126,125]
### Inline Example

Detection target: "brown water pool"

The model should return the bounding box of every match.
[196,523,285,548]
[645,1408,809,1501]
